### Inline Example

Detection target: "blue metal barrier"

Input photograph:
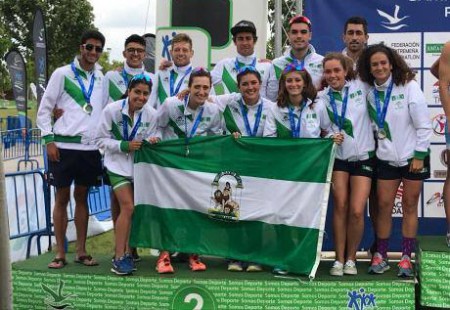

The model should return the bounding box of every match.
[1,128,42,160]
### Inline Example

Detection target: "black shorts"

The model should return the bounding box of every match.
[376,156,430,181]
[333,157,375,178]
[48,148,103,188]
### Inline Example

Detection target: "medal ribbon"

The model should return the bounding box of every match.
[121,99,143,141]
[183,95,205,139]
[239,99,263,137]
[170,66,192,96]
[71,62,95,107]
[374,80,394,130]
[328,87,349,132]
[234,57,256,72]
[122,69,130,88]
[288,101,306,138]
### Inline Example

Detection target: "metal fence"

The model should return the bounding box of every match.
[1,128,42,160]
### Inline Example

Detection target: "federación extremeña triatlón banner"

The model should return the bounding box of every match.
[130,136,335,277]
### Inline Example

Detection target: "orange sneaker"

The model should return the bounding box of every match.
[189,254,206,271]
[156,252,174,274]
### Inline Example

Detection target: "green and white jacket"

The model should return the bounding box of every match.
[149,64,193,109]
[157,96,224,141]
[96,98,159,177]
[267,44,324,101]
[213,93,275,136]
[263,99,326,138]
[318,79,375,161]
[367,75,431,166]
[102,63,155,104]
[36,57,104,151]
[211,53,271,99]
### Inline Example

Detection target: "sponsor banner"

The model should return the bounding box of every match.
[5,49,27,114]
[418,249,450,308]
[131,136,334,277]
[425,71,442,106]
[423,182,446,218]
[423,32,449,67]
[32,8,47,106]
[12,270,415,309]
[429,106,446,143]
[430,144,447,180]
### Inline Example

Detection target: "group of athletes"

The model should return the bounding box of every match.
[36,13,450,277]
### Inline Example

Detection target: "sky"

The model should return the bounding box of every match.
[89,0,156,61]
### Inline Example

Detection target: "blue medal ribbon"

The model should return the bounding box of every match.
[239,99,263,137]
[183,95,205,139]
[70,62,95,107]
[288,101,306,138]
[122,69,130,88]
[121,99,143,141]
[170,66,192,96]
[328,86,349,132]
[290,51,305,69]
[234,57,256,72]
[374,80,394,131]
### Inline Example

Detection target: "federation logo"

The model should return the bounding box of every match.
[208,171,243,222]
[432,81,441,104]
[347,288,376,309]
[426,192,444,207]
[41,280,76,309]
[432,114,446,136]
[377,5,409,31]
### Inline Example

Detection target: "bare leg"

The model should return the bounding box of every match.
[401,179,422,238]
[74,185,90,257]
[53,187,71,259]
[376,179,401,239]
[331,171,350,263]
[113,184,134,259]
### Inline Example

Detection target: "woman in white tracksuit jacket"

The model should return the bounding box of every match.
[318,53,375,277]
[357,44,432,277]
[96,74,160,275]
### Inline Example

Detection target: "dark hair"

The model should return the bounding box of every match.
[124,34,146,48]
[81,30,105,47]
[127,73,153,93]
[171,33,193,50]
[237,67,261,87]
[357,43,415,86]
[277,68,317,107]
[322,52,356,81]
[344,16,368,35]
[188,67,211,87]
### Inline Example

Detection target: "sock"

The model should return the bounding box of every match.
[402,237,416,258]
[377,238,389,258]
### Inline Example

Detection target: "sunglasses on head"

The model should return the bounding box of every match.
[129,73,152,87]
[288,15,312,28]
[283,63,305,74]
[82,43,103,53]
[238,65,258,75]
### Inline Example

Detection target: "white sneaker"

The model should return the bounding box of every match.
[343,260,357,275]
[330,261,344,276]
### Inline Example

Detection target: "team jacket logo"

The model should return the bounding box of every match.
[377,5,409,31]
[208,171,243,222]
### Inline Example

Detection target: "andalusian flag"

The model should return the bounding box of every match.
[130,136,335,278]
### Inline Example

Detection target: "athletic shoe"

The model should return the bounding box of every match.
[156,252,174,274]
[111,255,133,276]
[343,260,358,275]
[272,267,288,275]
[369,252,390,274]
[329,261,344,276]
[446,232,450,248]
[397,255,413,278]
[189,255,206,271]
[131,249,141,262]
[246,263,262,272]
[227,260,244,272]
[125,253,137,271]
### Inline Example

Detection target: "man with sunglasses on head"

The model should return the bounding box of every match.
[37,30,106,269]
[267,15,324,101]
[149,33,195,109]
[210,20,271,99]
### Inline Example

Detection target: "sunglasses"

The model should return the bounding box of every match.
[129,73,153,87]
[238,65,258,75]
[82,43,103,53]
[283,63,305,74]
[288,15,312,28]
[126,47,145,54]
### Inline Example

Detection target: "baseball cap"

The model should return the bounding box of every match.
[230,20,257,36]
[289,15,312,30]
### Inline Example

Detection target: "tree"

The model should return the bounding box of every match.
[0,0,95,86]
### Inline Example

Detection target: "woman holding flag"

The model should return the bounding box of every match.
[318,53,375,276]
[357,44,431,277]
[96,74,160,276]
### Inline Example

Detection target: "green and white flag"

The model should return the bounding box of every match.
[131,136,335,278]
